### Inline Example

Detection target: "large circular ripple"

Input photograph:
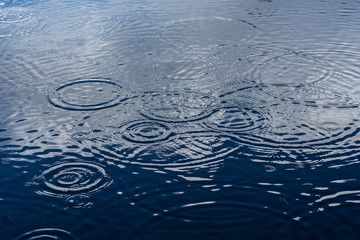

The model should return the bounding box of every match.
[117,120,173,144]
[233,50,333,88]
[35,162,112,198]
[140,90,218,123]
[48,79,126,111]
[13,228,78,240]
[134,200,295,239]
[159,17,258,47]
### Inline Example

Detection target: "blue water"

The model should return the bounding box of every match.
[1,0,360,239]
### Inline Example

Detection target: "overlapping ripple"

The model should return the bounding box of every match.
[0,8,37,38]
[237,50,333,87]
[140,90,218,123]
[232,43,360,107]
[238,106,359,150]
[203,106,270,133]
[102,131,238,171]
[48,79,127,111]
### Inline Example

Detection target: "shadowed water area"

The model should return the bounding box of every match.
[1,0,360,239]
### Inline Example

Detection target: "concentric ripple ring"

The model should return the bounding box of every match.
[203,106,270,133]
[121,120,173,144]
[48,79,125,111]
[13,228,78,240]
[35,162,111,198]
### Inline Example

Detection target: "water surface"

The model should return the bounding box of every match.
[1,0,360,239]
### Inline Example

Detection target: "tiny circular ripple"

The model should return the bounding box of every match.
[140,90,218,123]
[48,79,126,111]
[117,120,173,144]
[34,162,111,198]
[159,17,258,47]
[13,228,78,240]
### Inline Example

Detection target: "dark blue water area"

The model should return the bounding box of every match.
[1,0,360,239]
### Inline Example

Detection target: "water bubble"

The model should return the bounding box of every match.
[140,90,218,123]
[13,228,78,240]
[35,162,112,198]
[118,120,173,144]
[48,79,127,111]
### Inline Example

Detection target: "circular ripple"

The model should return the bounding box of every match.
[48,79,125,111]
[234,50,333,87]
[0,9,32,23]
[159,17,257,47]
[140,90,218,123]
[118,120,173,144]
[203,106,270,133]
[35,162,111,198]
[13,228,77,240]
[134,200,294,239]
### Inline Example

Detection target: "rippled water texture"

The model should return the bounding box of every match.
[1,0,360,239]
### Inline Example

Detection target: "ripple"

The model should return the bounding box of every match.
[127,47,229,91]
[277,86,360,108]
[159,17,257,47]
[34,162,111,198]
[0,9,32,23]
[71,131,92,141]
[117,120,173,144]
[66,194,93,208]
[13,228,77,240]
[234,50,333,88]
[203,106,271,133]
[238,107,360,150]
[134,200,295,239]
[140,90,218,123]
[233,43,360,107]
[106,132,238,170]
[48,79,127,111]
[0,8,37,38]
